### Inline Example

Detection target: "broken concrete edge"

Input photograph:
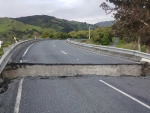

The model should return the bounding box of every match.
[1,64,144,79]
[66,40,150,63]
[140,58,150,64]
[9,63,140,66]
[0,39,47,75]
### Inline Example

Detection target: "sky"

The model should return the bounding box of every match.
[0,0,114,24]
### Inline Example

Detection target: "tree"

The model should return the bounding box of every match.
[28,34,32,38]
[34,32,39,37]
[41,31,50,38]
[92,26,113,45]
[100,0,150,53]
[69,31,77,38]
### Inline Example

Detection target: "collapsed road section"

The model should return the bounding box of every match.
[1,63,144,79]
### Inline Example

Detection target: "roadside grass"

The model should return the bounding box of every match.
[77,39,101,45]
[116,39,146,53]
[78,37,116,46]
[77,38,147,53]
[0,41,15,56]
[0,48,3,56]
[84,39,101,45]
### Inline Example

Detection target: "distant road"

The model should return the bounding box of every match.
[110,38,119,47]
[12,40,135,64]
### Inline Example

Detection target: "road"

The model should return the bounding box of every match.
[1,40,149,113]
[0,76,150,113]
[12,40,135,64]
[110,38,118,47]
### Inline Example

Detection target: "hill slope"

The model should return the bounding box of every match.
[0,18,42,32]
[0,18,47,41]
[95,20,115,26]
[13,15,98,32]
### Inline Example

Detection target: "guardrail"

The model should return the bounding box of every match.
[0,39,43,74]
[67,39,150,63]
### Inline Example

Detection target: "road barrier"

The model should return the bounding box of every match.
[0,39,43,74]
[66,39,150,63]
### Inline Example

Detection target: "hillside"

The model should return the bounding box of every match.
[95,20,115,26]
[13,15,98,32]
[0,17,48,41]
[0,18,42,32]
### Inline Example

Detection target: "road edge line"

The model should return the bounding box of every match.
[22,43,35,57]
[99,80,150,110]
[14,78,24,113]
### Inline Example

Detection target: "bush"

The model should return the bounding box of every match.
[101,35,110,45]
[41,31,50,38]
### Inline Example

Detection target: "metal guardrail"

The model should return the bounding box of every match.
[67,39,150,62]
[0,39,43,74]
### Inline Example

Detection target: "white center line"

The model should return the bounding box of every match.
[22,43,35,57]
[99,80,150,110]
[14,78,24,113]
[61,51,67,54]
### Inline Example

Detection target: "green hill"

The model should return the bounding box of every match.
[0,18,54,41]
[0,18,42,32]
[13,15,98,32]
[0,15,98,42]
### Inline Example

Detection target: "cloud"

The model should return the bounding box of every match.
[0,0,114,24]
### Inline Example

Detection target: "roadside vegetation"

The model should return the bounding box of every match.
[116,39,146,52]
[100,0,150,53]
[70,26,114,46]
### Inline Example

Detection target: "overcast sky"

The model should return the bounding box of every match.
[0,0,114,24]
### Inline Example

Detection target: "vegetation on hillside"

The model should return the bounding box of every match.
[13,15,98,33]
[0,15,113,56]
[69,26,114,45]
[0,18,43,42]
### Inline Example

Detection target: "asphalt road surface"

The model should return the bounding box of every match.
[1,40,146,113]
[0,76,150,113]
[12,40,136,64]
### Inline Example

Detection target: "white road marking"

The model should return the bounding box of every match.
[77,59,79,60]
[99,80,150,110]
[20,60,22,63]
[14,78,24,113]
[61,51,67,54]
[54,45,56,47]
[22,43,35,57]
[20,60,27,63]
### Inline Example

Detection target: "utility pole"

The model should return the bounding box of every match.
[89,26,91,39]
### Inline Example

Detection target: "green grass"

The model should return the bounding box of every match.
[78,39,101,45]
[0,41,15,56]
[0,48,3,56]
[78,37,116,46]
[79,38,147,53]
[116,39,146,52]
[141,45,146,53]
[0,18,42,32]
